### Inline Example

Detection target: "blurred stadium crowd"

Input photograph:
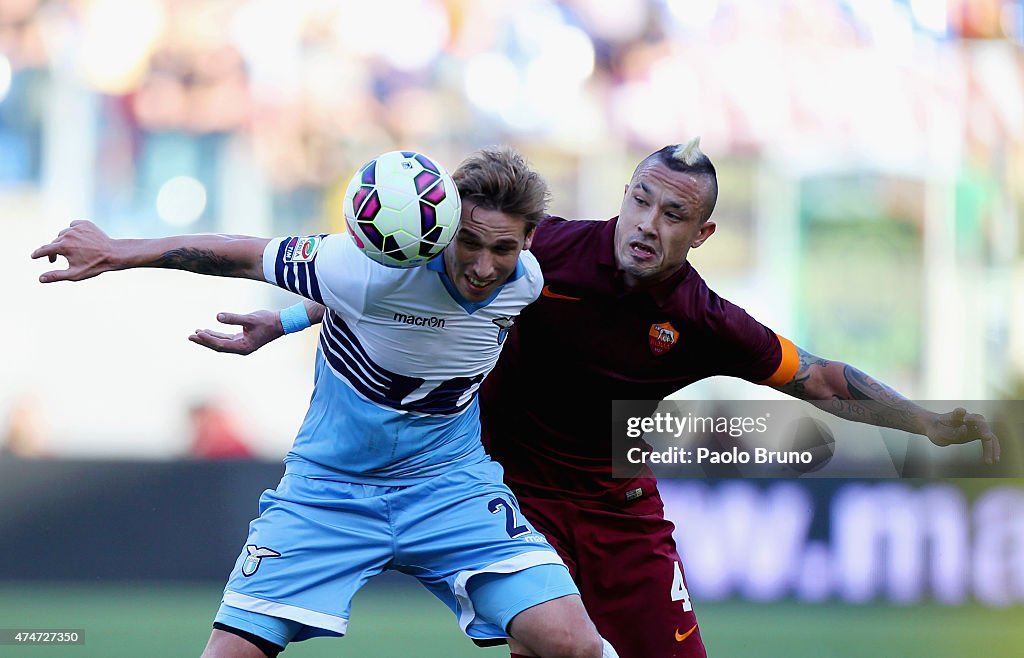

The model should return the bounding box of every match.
[3,0,1024,457]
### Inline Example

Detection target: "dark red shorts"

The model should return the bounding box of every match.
[516,491,706,658]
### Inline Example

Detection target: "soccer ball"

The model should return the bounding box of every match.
[344,151,462,268]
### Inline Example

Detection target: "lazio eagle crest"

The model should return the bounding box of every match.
[241,545,281,577]
[492,316,515,345]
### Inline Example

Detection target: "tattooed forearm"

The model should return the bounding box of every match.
[773,349,830,399]
[152,248,243,276]
[773,346,929,434]
[782,373,811,398]
[843,365,910,405]
[834,365,922,432]
[798,349,831,372]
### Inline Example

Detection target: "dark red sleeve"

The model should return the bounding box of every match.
[699,293,799,386]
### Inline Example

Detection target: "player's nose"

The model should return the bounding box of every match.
[471,253,496,279]
[635,209,658,236]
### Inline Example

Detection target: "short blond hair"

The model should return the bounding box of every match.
[453,146,550,231]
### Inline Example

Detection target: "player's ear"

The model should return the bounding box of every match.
[691,220,716,248]
[523,225,536,250]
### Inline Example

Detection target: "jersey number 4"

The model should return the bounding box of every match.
[488,497,530,539]
[671,561,693,612]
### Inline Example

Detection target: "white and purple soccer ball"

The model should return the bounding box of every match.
[344,150,462,268]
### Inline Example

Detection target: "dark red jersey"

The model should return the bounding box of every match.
[480,216,798,506]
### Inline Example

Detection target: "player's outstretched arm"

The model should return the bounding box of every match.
[190,301,325,355]
[772,344,1000,464]
[31,220,269,283]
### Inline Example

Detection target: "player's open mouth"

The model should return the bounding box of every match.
[629,241,657,259]
[466,274,493,291]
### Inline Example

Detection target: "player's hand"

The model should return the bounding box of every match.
[189,310,285,355]
[925,407,1001,464]
[31,220,119,283]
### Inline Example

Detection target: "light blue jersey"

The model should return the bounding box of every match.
[262,234,543,484]
[217,233,578,649]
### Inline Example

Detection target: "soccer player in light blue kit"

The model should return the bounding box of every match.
[32,148,618,658]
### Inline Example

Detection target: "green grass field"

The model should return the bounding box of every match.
[1,580,1022,657]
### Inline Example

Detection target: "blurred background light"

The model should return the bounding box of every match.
[665,0,721,31]
[910,0,949,35]
[156,175,208,226]
[572,0,650,42]
[228,0,305,99]
[78,0,166,95]
[463,53,519,114]
[0,54,11,104]
[338,0,449,71]
[528,23,595,86]
[464,4,596,133]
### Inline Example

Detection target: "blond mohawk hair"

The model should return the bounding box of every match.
[672,136,705,167]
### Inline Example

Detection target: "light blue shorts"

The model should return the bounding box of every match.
[216,460,577,648]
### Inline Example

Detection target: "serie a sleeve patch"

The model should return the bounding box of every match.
[283,236,324,263]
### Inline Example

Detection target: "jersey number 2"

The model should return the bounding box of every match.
[488,497,530,539]
[671,561,693,612]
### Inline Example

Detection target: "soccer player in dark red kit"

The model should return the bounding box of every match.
[475,139,995,657]
[192,139,999,658]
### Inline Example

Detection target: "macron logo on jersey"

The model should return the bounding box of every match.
[393,312,446,329]
[284,236,322,263]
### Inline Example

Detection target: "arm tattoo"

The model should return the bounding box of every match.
[152,248,242,276]
[838,365,920,432]
[774,348,830,399]
[774,347,925,434]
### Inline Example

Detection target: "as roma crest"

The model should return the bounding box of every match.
[648,322,679,356]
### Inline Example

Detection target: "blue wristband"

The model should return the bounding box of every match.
[280,303,312,335]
